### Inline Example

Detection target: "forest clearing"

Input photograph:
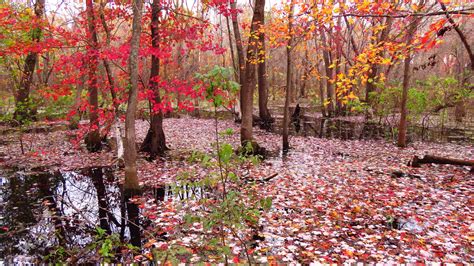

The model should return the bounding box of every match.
[0,0,473,264]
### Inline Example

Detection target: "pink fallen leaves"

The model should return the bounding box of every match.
[0,118,472,263]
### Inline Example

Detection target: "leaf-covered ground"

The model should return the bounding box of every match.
[0,117,472,263]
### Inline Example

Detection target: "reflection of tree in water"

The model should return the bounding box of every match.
[0,167,122,263]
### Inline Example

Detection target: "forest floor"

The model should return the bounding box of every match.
[0,117,473,263]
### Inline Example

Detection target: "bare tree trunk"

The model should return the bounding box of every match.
[98,1,118,112]
[124,0,143,248]
[365,24,378,106]
[141,0,168,158]
[282,0,295,152]
[226,16,238,82]
[313,38,327,117]
[334,17,343,115]
[320,30,334,117]
[90,168,112,234]
[14,0,45,123]
[98,1,124,161]
[255,0,273,129]
[229,1,245,94]
[365,17,392,111]
[231,0,258,148]
[300,47,309,98]
[439,2,474,71]
[398,18,420,148]
[318,71,326,117]
[85,0,102,152]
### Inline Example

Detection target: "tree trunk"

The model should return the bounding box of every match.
[300,47,309,99]
[320,30,334,117]
[282,0,295,152]
[255,0,273,129]
[365,27,378,105]
[410,154,474,168]
[141,0,168,158]
[439,2,474,71]
[334,17,343,115]
[365,17,393,109]
[124,0,143,249]
[226,16,238,82]
[37,172,67,247]
[14,0,45,123]
[85,0,102,152]
[230,1,255,146]
[99,1,124,161]
[318,70,327,117]
[313,38,327,117]
[90,168,112,234]
[397,17,421,148]
[229,1,245,93]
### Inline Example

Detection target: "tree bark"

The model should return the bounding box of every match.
[320,30,334,117]
[398,17,421,148]
[141,0,168,158]
[14,0,45,123]
[282,0,295,152]
[89,168,112,234]
[98,1,119,113]
[226,16,238,82]
[410,155,474,169]
[85,0,102,152]
[300,47,309,99]
[439,2,474,71]
[255,0,273,129]
[124,0,143,249]
[230,1,255,146]
[98,1,124,161]
[365,17,393,107]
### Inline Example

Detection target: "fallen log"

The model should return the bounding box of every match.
[410,155,474,172]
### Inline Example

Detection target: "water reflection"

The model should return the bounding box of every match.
[0,167,209,263]
[0,167,121,263]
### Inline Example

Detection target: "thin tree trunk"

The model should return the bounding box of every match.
[300,47,309,98]
[365,25,378,106]
[99,1,124,161]
[14,0,45,123]
[439,2,474,71]
[124,0,143,248]
[37,173,67,247]
[98,1,118,112]
[334,17,343,115]
[398,18,421,148]
[282,0,295,152]
[226,16,238,82]
[320,30,334,117]
[85,0,102,152]
[255,0,273,129]
[318,70,326,117]
[230,0,255,145]
[314,38,327,117]
[90,168,112,234]
[365,18,393,109]
[141,0,168,158]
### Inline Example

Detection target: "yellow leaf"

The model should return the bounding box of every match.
[323,99,331,107]
[347,92,358,100]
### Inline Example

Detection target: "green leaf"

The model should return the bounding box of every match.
[218,143,233,164]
